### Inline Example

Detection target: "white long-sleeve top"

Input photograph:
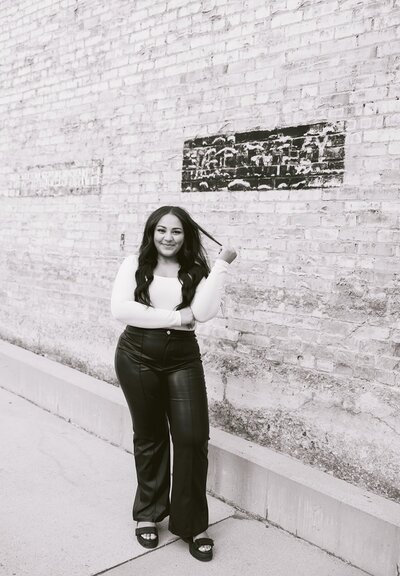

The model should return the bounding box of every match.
[110,253,230,330]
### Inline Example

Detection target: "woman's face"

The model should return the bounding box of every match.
[153,213,185,259]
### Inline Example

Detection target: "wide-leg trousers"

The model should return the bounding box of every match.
[114,324,210,539]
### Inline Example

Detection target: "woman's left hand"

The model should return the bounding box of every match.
[217,245,237,264]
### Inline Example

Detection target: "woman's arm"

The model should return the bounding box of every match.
[190,258,230,322]
[110,255,182,328]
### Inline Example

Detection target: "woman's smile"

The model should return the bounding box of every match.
[154,213,185,260]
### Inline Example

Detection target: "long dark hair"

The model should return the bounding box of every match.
[134,206,222,311]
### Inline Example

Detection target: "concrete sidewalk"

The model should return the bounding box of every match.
[0,385,368,576]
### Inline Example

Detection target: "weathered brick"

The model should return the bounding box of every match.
[271,9,303,28]
[1,0,400,505]
[388,141,400,155]
[255,6,270,19]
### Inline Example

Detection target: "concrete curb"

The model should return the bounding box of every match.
[0,340,399,576]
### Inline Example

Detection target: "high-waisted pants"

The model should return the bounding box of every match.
[114,325,210,539]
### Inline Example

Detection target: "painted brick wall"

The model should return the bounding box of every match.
[1,0,400,501]
[182,122,346,190]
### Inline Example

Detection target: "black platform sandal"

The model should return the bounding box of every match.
[183,536,214,562]
[135,525,159,549]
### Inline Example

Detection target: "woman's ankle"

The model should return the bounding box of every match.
[136,521,157,539]
[194,529,209,539]
[137,520,156,526]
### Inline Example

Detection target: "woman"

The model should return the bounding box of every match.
[111,205,237,562]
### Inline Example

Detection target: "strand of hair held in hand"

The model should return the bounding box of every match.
[194,223,223,247]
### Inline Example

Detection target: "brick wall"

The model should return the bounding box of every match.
[1,0,400,501]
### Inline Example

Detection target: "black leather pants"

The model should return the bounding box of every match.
[114,325,210,539]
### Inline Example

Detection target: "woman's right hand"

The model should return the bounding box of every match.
[179,306,195,327]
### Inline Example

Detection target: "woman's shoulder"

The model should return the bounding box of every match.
[119,253,138,272]
[125,253,138,265]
